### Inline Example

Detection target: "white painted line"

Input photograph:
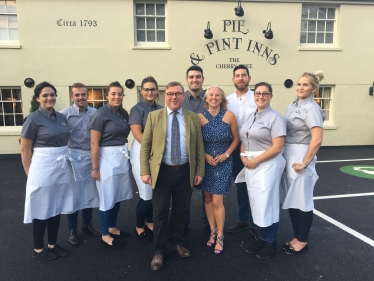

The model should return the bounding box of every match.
[314,209,374,247]
[314,192,374,200]
[317,158,374,163]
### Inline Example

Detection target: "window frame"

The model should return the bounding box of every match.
[82,86,108,109]
[299,5,339,48]
[0,86,23,127]
[314,85,334,126]
[0,0,19,47]
[134,1,167,47]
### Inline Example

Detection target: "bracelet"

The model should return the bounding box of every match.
[251,157,258,169]
[92,169,99,172]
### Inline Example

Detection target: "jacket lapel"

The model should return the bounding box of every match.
[183,109,191,156]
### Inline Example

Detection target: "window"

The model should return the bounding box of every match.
[300,6,336,45]
[137,86,165,107]
[0,87,23,126]
[314,86,332,123]
[87,87,107,109]
[135,2,166,45]
[0,1,18,42]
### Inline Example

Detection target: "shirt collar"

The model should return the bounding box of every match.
[106,103,122,115]
[235,88,251,99]
[166,107,183,115]
[141,100,158,110]
[38,107,56,119]
[293,95,314,107]
[72,103,88,114]
[255,105,272,119]
[186,89,205,100]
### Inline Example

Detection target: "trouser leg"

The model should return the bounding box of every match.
[136,198,153,227]
[288,208,299,239]
[47,214,61,245]
[81,208,93,227]
[33,219,48,249]
[67,211,79,230]
[297,210,313,242]
[108,202,120,228]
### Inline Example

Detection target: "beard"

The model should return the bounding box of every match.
[234,80,249,91]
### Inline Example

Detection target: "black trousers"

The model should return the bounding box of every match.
[136,198,153,228]
[33,214,61,249]
[152,163,192,255]
[288,208,313,242]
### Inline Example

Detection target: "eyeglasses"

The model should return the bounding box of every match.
[254,92,271,97]
[165,92,183,97]
[142,88,157,92]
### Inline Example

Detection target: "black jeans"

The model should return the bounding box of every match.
[67,208,93,230]
[289,208,313,242]
[152,163,192,255]
[33,214,61,249]
[136,198,153,228]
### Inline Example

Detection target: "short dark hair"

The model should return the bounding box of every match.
[140,76,158,89]
[233,64,250,77]
[71,83,87,95]
[254,82,273,95]
[186,65,204,78]
[34,82,57,98]
[165,81,184,93]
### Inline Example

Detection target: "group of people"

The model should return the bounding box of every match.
[20,64,324,271]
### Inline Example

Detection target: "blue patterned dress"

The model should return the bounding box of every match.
[198,109,233,195]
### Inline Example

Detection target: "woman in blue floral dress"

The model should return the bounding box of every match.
[197,85,239,254]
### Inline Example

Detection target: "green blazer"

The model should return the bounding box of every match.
[140,108,205,188]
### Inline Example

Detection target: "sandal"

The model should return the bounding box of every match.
[207,226,218,247]
[214,235,224,254]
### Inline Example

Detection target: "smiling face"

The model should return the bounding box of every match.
[164,85,185,111]
[106,86,124,109]
[36,87,56,112]
[204,87,223,109]
[71,87,88,109]
[296,76,316,100]
[186,70,204,93]
[232,68,251,91]
[141,82,158,104]
[254,85,272,110]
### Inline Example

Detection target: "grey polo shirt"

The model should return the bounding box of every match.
[182,89,206,114]
[284,96,325,144]
[21,107,69,148]
[60,104,96,151]
[240,106,286,151]
[128,101,163,131]
[90,103,129,147]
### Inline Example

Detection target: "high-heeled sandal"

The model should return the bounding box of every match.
[207,226,218,247]
[214,235,224,254]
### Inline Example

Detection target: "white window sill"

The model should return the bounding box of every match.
[298,47,342,51]
[324,124,338,130]
[0,43,21,49]
[132,46,171,50]
[0,127,22,135]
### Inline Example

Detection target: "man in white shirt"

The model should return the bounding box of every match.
[226,65,258,237]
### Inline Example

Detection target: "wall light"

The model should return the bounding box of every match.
[234,0,244,17]
[24,78,35,88]
[263,22,273,40]
[204,21,213,39]
[125,79,135,89]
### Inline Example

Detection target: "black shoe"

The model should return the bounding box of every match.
[68,230,79,246]
[227,222,250,233]
[249,227,259,240]
[284,243,309,255]
[144,224,154,234]
[82,223,101,237]
[245,239,265,254]
[282,242,291,251]
[134,228,150,242]
[32,248,58,261]
[109,230,130,238]
[256,242,276,259]
[49,244,69,257]
[100,237,125,247]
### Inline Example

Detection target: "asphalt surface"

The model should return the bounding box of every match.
[1,146,374,281]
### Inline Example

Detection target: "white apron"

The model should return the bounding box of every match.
[281,144,318,212]
[24,146,73,223]
[63,148,100,214]
[238,151,285,228]
[96,144,133,211]
[130,139,153,200]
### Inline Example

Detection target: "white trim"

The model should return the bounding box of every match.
[314,193,374,200]
[317,158,374,163]
[298,47,342,51]
[0,43,21,49]
[132,46,171,50]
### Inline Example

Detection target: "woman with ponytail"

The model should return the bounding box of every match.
[90,81,133,247]
[281,72,325,254]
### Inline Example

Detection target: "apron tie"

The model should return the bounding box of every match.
[77,153,91,161]
[120,144,130,159]
[56,154,74,169]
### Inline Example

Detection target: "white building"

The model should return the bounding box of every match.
[1,0,374,153]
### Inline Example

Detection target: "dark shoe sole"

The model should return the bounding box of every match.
[227,225,250,233]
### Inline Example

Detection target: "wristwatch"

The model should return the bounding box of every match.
[225,152,230,158]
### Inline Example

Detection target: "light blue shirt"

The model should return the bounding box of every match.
[60,103,96,151]
[162,107,188,165]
